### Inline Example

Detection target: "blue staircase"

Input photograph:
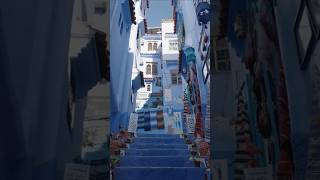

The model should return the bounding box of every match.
[114,134,206,180]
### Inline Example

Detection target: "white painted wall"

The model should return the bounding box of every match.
[161,20,180,60]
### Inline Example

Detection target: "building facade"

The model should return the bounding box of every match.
[210,0,319,179]
[161,19,184,134]
[110,0,138,133]
[172,0,211,138]
[135,33,162,111]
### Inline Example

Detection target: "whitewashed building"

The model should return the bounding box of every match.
[161,19,184,134]
[135,32,162,111]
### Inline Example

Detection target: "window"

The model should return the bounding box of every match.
[306,0,320,38]
[118,14,122,26]
[155,77,162,86]
[215,49,230,71]
[295,0,319,69]
[172,75,177,84]
[152,63,158,75]
[136,29,139,40]
[94,1,106,14]
[146,64,151,74]
[120,22,123,35]
[169,40,178,51]
[171,70,182,85]
[153,43,158,51]
[146,63,157,75]
[146,84,151,91]
[148,43,153,51]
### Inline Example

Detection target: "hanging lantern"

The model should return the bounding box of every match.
[196,2,211,25]
[202,45,207,52]
[203,35,208,43]
[234,14,247,39]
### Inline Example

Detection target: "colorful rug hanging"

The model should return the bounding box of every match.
[128,113,138,133]
[182,99,188,132]
[194,91,204,138]
[205,86,211,142]
[306,63,320,179]
[186,114,195,134]
[156,111,164,129]
[234,91,257,180]
[144,112,151,131]
[276,64,294,178]
[137,111,166,132]
[137,112,145,130]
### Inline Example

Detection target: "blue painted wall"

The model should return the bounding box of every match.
[110,0,134,133]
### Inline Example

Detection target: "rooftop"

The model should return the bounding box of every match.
[146,27,162,34]
[161,19,174,23]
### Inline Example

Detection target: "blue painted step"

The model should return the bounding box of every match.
[130,143,188,149]
[134,137,185,144]
[126,149,190,156]
[137,134,181,138]
[119,156,194,167]
[114,167,206,180]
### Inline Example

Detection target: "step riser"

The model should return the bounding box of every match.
[114,134,205,180]
[130,144,188,149]
[114,168,206,180]
[134,139,185,144]
[136,134,181,138]
[125,149,190,156]
[119,157,193,167]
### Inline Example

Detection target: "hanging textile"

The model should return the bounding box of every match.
[205,87,211,142]
[137,112,145,130]
[156,111,164,129]
[128,113,138,134]
[144,112,151,131]
[234,92,256,180]
[132,71,145,93]
[276,65,294,178]
[183,96,191,134]
[194,86,204,138]
[305,64,320,179]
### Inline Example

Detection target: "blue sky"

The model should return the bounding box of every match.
[146,0,172,27]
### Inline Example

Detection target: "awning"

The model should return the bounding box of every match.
[132,71,145,93]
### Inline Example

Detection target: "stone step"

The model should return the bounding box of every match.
[125,149,190,156]
[130,143,188,149]
[134,137,185,144]
[114,167,206,180]
[136,133,181,138]
[119,156,194,167]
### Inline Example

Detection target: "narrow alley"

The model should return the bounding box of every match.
[1,0,318,179]
[109,0,211,179]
